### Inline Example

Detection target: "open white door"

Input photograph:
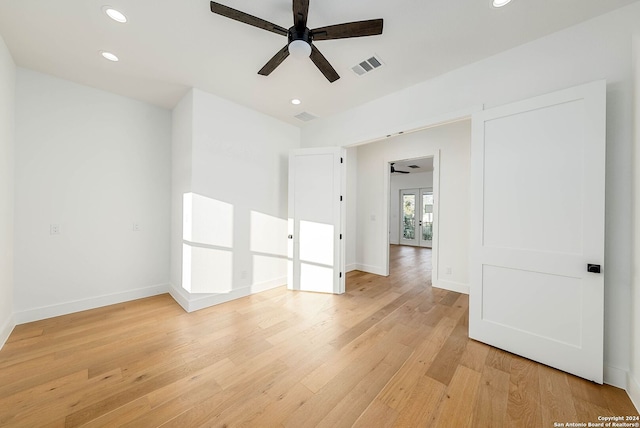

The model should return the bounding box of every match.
[469,80,606,383]
[288,147,345,294]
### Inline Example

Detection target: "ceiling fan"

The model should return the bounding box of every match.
[391,163,409,174]
[209,1,384,82]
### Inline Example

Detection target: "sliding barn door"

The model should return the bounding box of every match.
[469,80,606,383]
[288,147,345,294]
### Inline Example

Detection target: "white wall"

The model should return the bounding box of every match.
[0,35,15,347]
[170,90,193,297]
[13,69,172,323]
[356,120,470,294]
[170,88,300,311]
[389,171,434,245]
[630,35,640,412]
[302,3,639,389]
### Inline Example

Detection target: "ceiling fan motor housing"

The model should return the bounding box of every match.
[289,26,311,45]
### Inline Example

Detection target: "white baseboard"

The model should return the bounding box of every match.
[0,314,15,350]
[13,283,169,325]
[355,264,388,276]
[345,263,357,273]
[169,278,286,313]
[629,371,640,413]
[604,364,628,389]
[250,276,287,294]
[168,284,191,312]
[433,279,469,295]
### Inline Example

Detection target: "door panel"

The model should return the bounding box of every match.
[400,190,418,246]
[288,147,345,294]
[420,189,433,248]
[469,80,606,383]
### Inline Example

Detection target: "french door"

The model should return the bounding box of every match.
[399,188,433,248]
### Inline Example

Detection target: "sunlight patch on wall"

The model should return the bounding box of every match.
[182,244,233,293]
[250,210,288,289]
[253,254,288,286]
[183,192,233,247]
[182,192,233,294]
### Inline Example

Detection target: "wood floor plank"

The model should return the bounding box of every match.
[538,364,578,426]
[471,365,510,428]
[431,365,483,427]
[0,245,636,426]
[505,355,543,427]
[352,399,398,428]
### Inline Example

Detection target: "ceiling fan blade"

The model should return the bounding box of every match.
[311,19,383,41]
[293,0,309,30]
[309,45,340,82]
[210,2,288,36]
[258,45,290,76]
[396,170,410,174]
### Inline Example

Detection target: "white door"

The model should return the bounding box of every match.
[288,147,345,294]
[399,188,433,248]
[469,80,606,383]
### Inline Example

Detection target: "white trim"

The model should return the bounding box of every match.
[433,279,469,295]
[13,283,169,324]
[355,263,387,276]
[345,263,358,273]
[0,314,15,350]
[603,365,628,389]
[629,371,640,413]
[431,151,440,286]
[168,283,191,312]
[168,279,286,313]
[344,106,482,149]
[251,276,287,294]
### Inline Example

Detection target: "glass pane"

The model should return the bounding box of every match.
[402,194,416,240]
[422,192,433,241]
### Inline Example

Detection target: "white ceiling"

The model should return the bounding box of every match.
[392,157,434,174]
[0,0,637,126]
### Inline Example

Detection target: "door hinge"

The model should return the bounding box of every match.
[340,157,343,163]
[340,195,343,201]
[339,234,342,239]
[339,272,342,278]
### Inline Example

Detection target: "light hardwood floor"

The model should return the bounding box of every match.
[0,245,637,427]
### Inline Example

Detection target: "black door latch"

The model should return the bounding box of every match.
[587,264,601,274]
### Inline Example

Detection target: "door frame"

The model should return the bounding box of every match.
[383,151,441,280]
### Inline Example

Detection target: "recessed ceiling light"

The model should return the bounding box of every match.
[104,7,127,23]
[492,0,512,7]
[291,99,301,105]
[100,51,119,62]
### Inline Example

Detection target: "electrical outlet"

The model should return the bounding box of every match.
[132,223,140,232]
[50,224,60,235]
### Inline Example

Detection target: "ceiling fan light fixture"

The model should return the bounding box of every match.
[492,0,512,7]
[288,40,311,59]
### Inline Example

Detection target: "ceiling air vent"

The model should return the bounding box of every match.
[294,111,318,122]
[352,55,384,76]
